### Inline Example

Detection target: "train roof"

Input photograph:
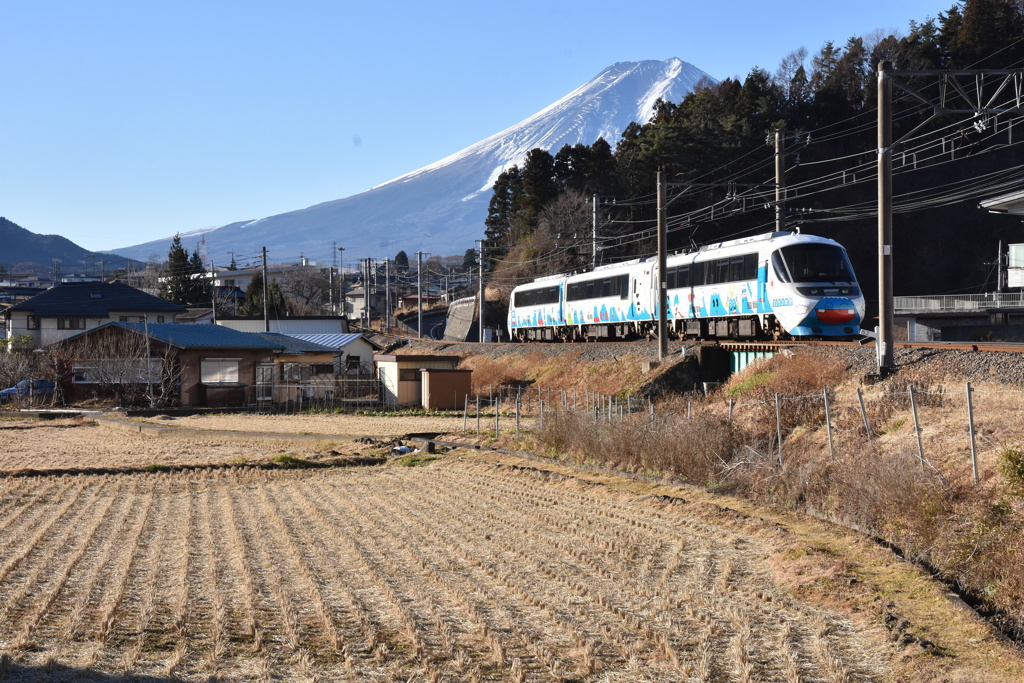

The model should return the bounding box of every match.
[695,230,834,253]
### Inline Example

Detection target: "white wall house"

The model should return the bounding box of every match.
[3,281,186,349]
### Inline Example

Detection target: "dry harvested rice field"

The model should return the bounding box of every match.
[0,416,1019,682]
[0,418,336,472]
[134,413,480,438]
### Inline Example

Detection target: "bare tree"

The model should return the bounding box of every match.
[280,266,331,315]
[57,329,181,408]
[0,339,39,392]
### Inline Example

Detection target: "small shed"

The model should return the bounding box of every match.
[374,354,461,407]
[421,369,473,410]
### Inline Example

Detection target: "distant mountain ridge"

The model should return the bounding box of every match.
[109,58,714,265]
[0,217,134,273]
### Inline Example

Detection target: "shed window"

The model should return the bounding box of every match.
[399,369,420,381]
[201,358,240,384]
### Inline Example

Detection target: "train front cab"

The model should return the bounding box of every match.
[766,241,864,338]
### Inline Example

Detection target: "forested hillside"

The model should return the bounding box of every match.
[0,217,135,274]
[485,0,1024,317]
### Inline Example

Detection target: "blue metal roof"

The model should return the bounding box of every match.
[73,322,286,350]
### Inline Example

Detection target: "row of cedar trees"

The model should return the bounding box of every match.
[484,0,1024,305]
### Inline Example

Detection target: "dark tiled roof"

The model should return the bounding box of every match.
[6,281,186,317]
[252,332,338,355]
[65,322,286,350]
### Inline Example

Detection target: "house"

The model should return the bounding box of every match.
[4,281,186,349]
[287,333,382,373]
[249,332,339,405]
[55,322,284,407]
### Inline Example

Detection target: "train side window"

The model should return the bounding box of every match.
[691,262,705,286]
[619,275,628,299]
[743,254,758,280]
[715,259,729,284]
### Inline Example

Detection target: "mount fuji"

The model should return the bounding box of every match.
[109,58,713,266]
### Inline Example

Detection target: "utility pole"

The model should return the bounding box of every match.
[415,251,427,339]
[362,259,370,330]
[477,240,485,343]
[262,247,270,332]
[592,194,601,269]
[338,247,345,320]
[877,61,894,375]
[775,130,786,233]
[656,170,668,360]
[328,266,335,315]
[998,240,1005,294]
[210,262,217,324]
[874,65,1024,375]
[385,258,392,333]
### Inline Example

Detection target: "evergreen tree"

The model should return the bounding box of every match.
[394,250,410,274]
[188,249,211,305]
[159,234,193,305]
[239,272,291,317]
[462,248,479,271]
[484,166,525,262]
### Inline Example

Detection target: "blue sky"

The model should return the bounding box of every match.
[2,0,954,254]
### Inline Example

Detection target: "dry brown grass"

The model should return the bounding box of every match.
[532,346,1024,648]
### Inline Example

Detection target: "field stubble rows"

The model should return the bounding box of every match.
[0,451,891,682]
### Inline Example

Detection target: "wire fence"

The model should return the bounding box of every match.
[455,381,1024,488]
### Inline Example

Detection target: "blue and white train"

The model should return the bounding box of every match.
[507,231,866,342]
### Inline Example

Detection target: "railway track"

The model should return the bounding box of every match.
[369,329,1024,355]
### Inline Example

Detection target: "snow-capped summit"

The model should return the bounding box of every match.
[110,58,714,264]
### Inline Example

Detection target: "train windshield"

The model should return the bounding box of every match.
[771,244,856,283]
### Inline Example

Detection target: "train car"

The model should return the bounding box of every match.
[562,258,653,341]
[506,274,567,341]
[657,231,864,339]
[506,230,865,342]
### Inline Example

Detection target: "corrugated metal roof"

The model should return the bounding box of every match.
[65,322,286,350]
[288,333,380,349]
[252,332,338,354]
[6,281,186,317]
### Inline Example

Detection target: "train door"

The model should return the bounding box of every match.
[632,264,654,322]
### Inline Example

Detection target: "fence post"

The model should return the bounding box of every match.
[463,394,468,432]
[857,387,873,438]
[687,400,692,421]
[966,381,979,485]
[495,397,499,437]
[775,392,783,467]
[476,395,481,437]
[516,394,521,437]
[728,397,734,426]
[823,388,835,461]
[909,385,924,469]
